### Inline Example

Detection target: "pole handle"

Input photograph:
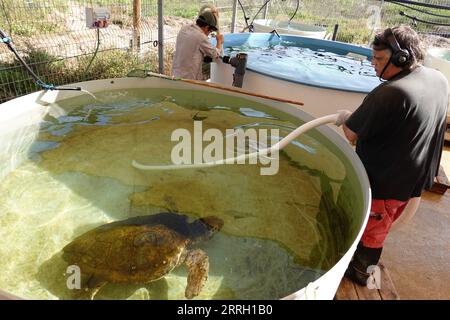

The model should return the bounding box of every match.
[145,71,304,107]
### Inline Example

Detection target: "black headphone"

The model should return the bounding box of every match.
[384,28,410,67]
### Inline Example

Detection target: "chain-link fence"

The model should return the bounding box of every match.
[0,0,155,102]
[1,0,449,103]
[262,0,450,44]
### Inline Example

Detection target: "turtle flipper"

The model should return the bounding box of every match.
[184,249,209,299]
[70,274,107,300]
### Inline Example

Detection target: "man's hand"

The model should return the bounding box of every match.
[335,109,352,127]
[335,109,357,144]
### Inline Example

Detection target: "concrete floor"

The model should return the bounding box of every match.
[382,145,450,299]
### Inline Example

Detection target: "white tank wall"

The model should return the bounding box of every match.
[0,77,371,300]
[253,19,327,39]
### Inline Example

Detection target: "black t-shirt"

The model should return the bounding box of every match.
[346,66,449,201]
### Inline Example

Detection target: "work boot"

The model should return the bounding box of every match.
[345,259,372,286]
[344,242,383,286]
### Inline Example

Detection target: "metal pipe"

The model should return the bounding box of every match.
[158,0,164,74]
[263,0,269,19]
[223,53,248,88]
[231,0,238,33]
[332,24,339,41]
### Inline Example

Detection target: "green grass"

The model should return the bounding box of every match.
[166,5,199,19]
[0,0,66,36]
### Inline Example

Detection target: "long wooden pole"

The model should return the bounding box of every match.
[145,72,304,107]
[133,0,141,52]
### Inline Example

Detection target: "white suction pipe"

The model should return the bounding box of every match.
[132,113,339,170]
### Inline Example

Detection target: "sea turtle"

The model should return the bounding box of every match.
[62,212,224,300]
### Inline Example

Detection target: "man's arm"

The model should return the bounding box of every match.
[335,109,358,145]
[343,124,358,145]
[215,33,224,52]
[199,33,223,61]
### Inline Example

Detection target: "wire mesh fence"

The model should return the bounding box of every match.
[240,0,450,43]
[0,0,449,103]
[0,0,154,102]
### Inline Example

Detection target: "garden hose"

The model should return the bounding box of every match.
[384,0,450,11]
[288,0,301,24]
[0,27,81,91]
[391,1,450,18]
[83,27,101,78]
[399,11,450,27]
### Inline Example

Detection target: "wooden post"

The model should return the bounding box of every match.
[133,0,141,52]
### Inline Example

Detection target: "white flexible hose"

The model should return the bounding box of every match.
[132,113,339,171]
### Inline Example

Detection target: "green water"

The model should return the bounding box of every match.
[0,88,364,299]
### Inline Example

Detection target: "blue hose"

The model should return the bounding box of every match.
[0,27,81,91]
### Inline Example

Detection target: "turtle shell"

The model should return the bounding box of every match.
[62,213,193,283]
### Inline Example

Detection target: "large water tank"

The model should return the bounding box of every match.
[0,77,371,300]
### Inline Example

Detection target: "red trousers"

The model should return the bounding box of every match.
[361,199,409,248]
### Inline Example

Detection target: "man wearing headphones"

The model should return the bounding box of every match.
[335,25,448,285]
[172,10,224,80]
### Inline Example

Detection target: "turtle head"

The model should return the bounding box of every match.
[190,216,224,242]
[200,216,224,234]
